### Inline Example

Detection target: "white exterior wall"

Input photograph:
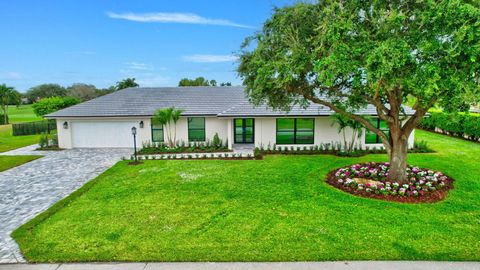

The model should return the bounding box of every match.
[252,117,414,150]
[56,116,414,149]
[160,117,229,146]
[56,117,151,149]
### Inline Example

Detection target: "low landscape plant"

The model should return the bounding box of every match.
[255,140,433,158]
[327,162,453,203]
[37,133,61,150]
[139,138,229,155]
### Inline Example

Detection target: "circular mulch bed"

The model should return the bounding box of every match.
[325,162,454,203]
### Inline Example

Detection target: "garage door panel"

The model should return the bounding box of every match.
[72,121,136,148]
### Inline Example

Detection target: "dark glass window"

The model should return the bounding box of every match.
[365,118,389,144]
[151,119,164,142]
[276,118,314,144]
[234,118,254,143]
[188,117,205,142]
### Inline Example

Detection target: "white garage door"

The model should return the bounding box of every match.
[71,121,138,148]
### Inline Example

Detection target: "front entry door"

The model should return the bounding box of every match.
[234,118,254,144]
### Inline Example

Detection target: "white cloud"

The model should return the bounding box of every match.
[107,12,254,29]
[120,62,169,87]
[125,62,153,71]
[136,74,171,87]
[182,54,238,63]
[0,72,22,80]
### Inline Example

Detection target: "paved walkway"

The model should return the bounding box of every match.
[0,262,479,270]
[0,145,132,264]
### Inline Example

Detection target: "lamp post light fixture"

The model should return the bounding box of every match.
[131,126,137,162]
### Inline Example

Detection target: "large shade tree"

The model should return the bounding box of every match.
[238,0,480,183]
[25,84,67,103]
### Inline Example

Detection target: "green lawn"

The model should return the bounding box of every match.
[13,130,480,262]
[0,105,43,152]
[0,125,41,153]
[7,105,43,123]
[0,155,42,172]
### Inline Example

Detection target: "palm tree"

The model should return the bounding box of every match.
[331,113,363,152]
[153,107,184,147]
[0,84,21,124]
[171,108,182,146]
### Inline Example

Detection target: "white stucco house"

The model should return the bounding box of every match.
[45,86,415,150]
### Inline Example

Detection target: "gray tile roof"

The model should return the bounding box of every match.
[46,86,415,118]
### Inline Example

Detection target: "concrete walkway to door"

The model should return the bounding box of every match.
[0,145,132,263]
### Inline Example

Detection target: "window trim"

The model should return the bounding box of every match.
[188,117,206,142]
[365,118,389,144]
[151,120,164,143]
[276,118,315,145]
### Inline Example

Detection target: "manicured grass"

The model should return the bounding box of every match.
[0,155,42,172]
[13,130,480,262]
[0,105,43,152]
[7,105,43,123]
[0,125,41,153]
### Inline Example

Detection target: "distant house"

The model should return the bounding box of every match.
[46,87,415,149]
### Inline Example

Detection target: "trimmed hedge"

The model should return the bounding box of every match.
[0,114,7,125]
[420,112,480,141]
[12,120,57,136]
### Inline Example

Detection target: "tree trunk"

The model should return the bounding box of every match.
[1,105,7,124]
[387,135,408,184]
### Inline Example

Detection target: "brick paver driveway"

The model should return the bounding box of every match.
[0,145,132,263]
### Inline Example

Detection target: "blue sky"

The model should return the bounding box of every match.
[0,0,293,92]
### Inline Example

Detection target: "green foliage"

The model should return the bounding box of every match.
[413,140,431,151]
[139,140,229,155]
[0,83,21,124]
[38,133,48,148]
[212,133,222,148]
[0,113,8,125]
[37,132,59,149]
[66,83,98,101]
[12,120,57,136]
[12,130,480,262]
[115,78,139,90]
[178,77,232,87]
[32,96,80,117]
[331,113,363,152]
[26,84,67,103]
[153,107,184,147]
[237,1,480,143]
[420,112,480,141]
[178,77,211,86]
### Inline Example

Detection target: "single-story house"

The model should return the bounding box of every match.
[46,86,415,150]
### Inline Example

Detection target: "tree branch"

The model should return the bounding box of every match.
[401,97,437,135]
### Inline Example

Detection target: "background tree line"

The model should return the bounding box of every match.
[0,78,139,124]
[178,77,232,87]
[24,78,139,104]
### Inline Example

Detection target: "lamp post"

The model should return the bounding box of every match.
[131,126,137,162]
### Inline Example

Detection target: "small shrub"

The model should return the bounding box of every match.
[212,133,222,149]
[39,133,48,148]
